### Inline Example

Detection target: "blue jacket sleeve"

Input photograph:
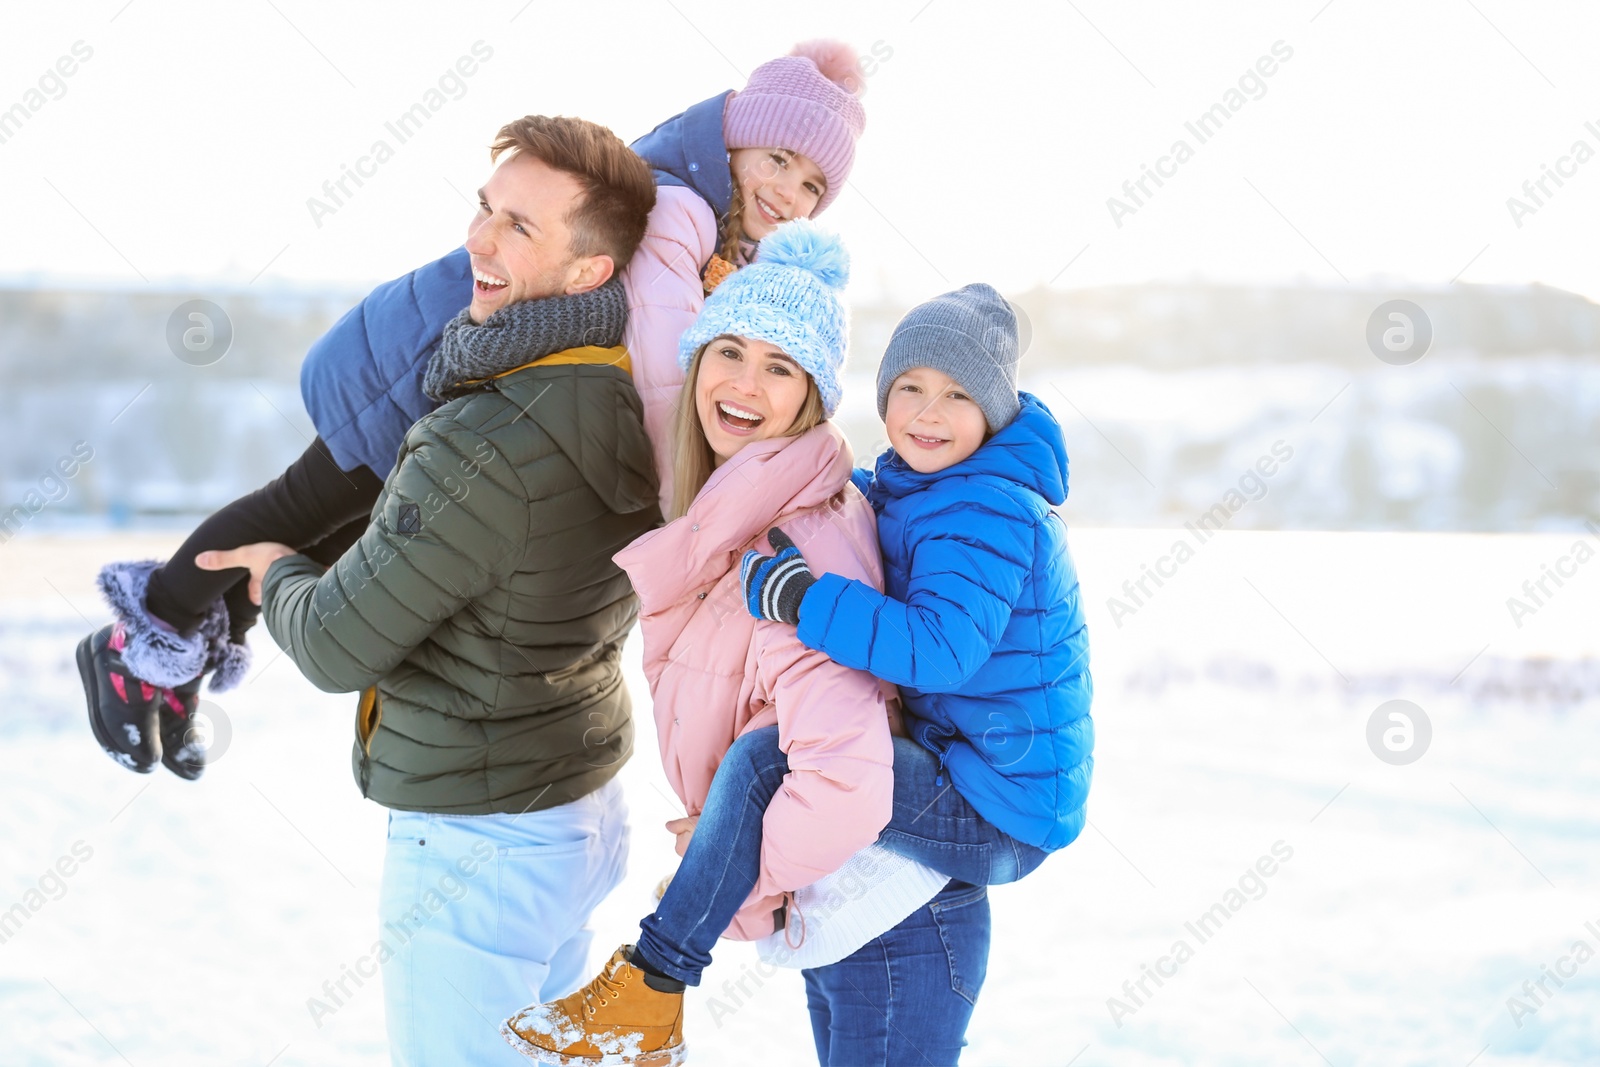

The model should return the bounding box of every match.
[299,247,473,476]
[795,483,1034,693]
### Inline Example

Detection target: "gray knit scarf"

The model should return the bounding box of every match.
[424,276,628,402]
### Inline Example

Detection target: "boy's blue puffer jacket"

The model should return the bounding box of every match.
[299,246,472,477]
[796,391,1094,851]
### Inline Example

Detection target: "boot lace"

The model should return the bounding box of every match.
[577,956,631,1017]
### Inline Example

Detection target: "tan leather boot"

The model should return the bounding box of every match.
[501,945,686,1066]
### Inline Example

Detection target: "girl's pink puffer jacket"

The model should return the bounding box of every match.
[620,185,718,515]
[613,421,897,940]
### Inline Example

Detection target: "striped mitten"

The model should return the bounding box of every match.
[740,528,816,626]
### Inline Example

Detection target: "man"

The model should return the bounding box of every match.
[200,115,660,1065]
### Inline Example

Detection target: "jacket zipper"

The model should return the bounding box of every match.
[918,721,955,787]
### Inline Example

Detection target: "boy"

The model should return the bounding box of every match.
[745,281,1095,863]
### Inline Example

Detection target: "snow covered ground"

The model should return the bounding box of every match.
[1,528,1596,1066]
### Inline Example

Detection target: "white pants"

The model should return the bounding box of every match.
[378,777,630,1066]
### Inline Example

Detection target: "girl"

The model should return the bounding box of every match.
[77,39,869,783]
[502,222,984,1067]
[624,37,867,508]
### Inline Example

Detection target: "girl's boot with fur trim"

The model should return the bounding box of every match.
[76,623,163,773]
[79,559,251,777]
[157,677,207,781]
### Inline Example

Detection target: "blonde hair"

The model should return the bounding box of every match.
[669,342,827,520]
[718,195,747,265]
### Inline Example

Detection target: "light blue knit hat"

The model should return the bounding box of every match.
[677,218,850,416]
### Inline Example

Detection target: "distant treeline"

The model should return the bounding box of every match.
[1,280,1595,532]
[6,280,1598,387]
[1000,282,1600,368]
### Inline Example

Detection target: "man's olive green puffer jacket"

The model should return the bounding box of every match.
[262,347,660,815]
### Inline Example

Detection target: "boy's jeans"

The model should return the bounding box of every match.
[634,725,1046,986]
[378,777,629,1067]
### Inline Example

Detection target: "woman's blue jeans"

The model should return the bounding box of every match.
[634,725,1045,987]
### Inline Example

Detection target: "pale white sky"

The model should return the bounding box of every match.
[3,0,1598,303]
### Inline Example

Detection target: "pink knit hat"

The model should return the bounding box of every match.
[723,40,867,216]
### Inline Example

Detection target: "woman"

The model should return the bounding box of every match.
[502,223,990,1066]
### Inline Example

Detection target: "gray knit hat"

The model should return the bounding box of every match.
[875,283,1020,433]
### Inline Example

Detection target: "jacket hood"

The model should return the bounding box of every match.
[617,421,856,608]
[492,358,659,517]
[874,391,1069,506]
[630,91,735,219]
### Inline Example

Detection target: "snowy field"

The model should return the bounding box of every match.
[1,528,1597,1067]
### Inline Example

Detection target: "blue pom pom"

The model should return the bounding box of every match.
[754,219,850,291]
